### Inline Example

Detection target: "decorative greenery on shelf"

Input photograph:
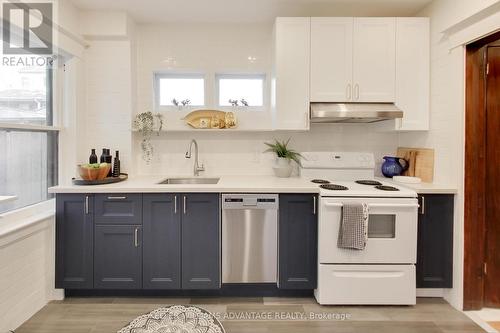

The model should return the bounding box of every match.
[172,99,191,108]
[228,98,249,107]
[133,112,164,164]
[264,138,303,165]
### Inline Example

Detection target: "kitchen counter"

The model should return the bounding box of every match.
[48,175,320,194]
[385,180,458,194]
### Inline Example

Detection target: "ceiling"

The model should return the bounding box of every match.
[70,0,433,23]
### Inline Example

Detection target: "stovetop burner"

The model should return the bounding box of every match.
[320,184,349,191]
[375,185,400,191]
[311,179,330,184]
[355,180,383,186]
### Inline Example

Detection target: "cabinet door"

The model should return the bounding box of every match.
[143,194,181,289]
[353,18,396,102]
[94,225,142,289]
[279,194,318,289]
[94,193,142,225]
[310,17,353,102]
[181,193,220,289]
[56,194,93,289]
[416,195,454,288]
[395,18,430,131]
[273,17,310,130]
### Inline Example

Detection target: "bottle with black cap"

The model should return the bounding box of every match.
[112,151,121,177]
[89,149,98,164]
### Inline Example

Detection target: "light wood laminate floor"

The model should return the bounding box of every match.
[15,297,485,333]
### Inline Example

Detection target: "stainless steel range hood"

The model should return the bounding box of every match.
[310,103,403,123]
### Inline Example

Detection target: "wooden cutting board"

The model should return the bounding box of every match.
[396,147,435,183]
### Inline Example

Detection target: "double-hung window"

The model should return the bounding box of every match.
[0,64,58,214]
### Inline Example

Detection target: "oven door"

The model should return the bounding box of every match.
[318,197,418,264]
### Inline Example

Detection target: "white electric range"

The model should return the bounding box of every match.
[301,152,418,305]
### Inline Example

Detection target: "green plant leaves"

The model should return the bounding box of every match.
[263,138,303,165]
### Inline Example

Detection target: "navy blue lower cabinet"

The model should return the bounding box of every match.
[416,194,454,288]
[181,193,221,289]
[56,194,94,289]
[278,194,318,289]
[94,225,143,289]
[143,194,181,289]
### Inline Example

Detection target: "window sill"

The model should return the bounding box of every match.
[0,199,55,239]
[0,196,17,203]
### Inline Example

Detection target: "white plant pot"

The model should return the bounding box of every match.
[273,157,293,178]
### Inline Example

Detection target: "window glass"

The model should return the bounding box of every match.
[217,75,264,107]
[0,66,51,125]
[157,75,205,107]
[0,130,58,214]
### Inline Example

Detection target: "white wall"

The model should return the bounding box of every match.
[134,23,400,175]
[399,0,500,310]
[80,40,133,171]
[0,201,59,332]
[136,126,399,176]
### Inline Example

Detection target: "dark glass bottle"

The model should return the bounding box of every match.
[112,151,121,177]
[105,149,113,177]
[89,149,98,164]
[100,148,107,163]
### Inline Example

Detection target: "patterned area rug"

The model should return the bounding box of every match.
[118,305,225,333]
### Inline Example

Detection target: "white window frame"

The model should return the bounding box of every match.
[153,72,206,111]
[0,63,60,214]
[215,73,267,111]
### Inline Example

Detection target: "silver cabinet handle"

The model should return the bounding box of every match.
[107,196,127,200]
[313,196,317,215]
[420,196,425,215]
[183,196,187,214]
[354,84,360,100]
[174,195,178,214]
[134,227,139,247]
[347,84,352,100]
[85,195,89,214]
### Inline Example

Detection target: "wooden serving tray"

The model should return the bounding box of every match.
[72,173,128,186]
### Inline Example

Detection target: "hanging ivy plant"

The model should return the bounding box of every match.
[133,112,164,164]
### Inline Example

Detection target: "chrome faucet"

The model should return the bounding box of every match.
[185,139,205,176]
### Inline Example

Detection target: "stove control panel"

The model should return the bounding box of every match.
[301,152,375,169]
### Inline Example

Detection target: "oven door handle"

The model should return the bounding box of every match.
[324,203,419,208]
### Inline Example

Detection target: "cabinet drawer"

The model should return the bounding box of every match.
[94,194,142,225]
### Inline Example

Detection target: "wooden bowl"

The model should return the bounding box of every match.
[78,164,111,181]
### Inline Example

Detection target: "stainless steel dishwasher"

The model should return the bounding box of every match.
[222,194,278,283]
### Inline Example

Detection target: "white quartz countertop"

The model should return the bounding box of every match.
[48,175,320,194]
[385,179,458,194]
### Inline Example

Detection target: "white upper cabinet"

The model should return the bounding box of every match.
[310,17,396,103]
[310,18,353,102]
[274,17,429,131]
[352,18,396,102]
[395,18,430,131]
[272,17,311,130]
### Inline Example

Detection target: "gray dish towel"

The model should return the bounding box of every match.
[338,202,369,250]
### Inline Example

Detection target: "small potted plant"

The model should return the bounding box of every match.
[264,138,303,178]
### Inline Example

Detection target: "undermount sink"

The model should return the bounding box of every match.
[157,177,220,185]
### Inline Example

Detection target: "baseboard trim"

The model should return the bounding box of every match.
[417,288,445,297]
[65,284,314,298]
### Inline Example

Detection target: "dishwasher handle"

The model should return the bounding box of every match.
[222,194,279,210]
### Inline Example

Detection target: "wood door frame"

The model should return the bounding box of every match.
[464,31,500,310]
